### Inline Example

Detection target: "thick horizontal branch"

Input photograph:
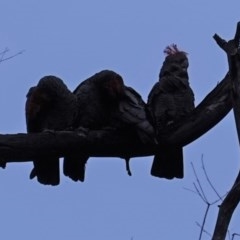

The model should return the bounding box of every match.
[0,70,233,165]
[0,130,156,165]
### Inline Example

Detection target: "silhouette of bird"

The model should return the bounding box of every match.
[25,76,77,185]
[147,44,194,179]
[63,70,156,182]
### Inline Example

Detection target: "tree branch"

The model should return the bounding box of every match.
[0,68,232,167]
[212,21,240,240]
[0,47,25,64]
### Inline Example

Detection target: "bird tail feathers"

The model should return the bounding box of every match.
[63,156,88,182]
[30,157,60,186]
[151,146,183,179]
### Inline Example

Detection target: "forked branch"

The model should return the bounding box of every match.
[212,21,240,240]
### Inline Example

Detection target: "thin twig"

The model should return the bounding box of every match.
[199,204,211,240]
[196,221,212,237]
[201,155,223,200]
[193,182,207,203]
[187,161,227,240]
[191,162,208,203]
[0,49,25,64]
[183,187,199,195]
[0,47,9,55]
[0,47,9,62]
[232,233,240,240]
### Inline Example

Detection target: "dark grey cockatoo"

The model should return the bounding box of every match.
[25,76,77,185]
[147,44,195,179]
[63,70,156,182]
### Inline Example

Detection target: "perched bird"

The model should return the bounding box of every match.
[25,76,77,185]
[63,70,156,182]
[147,44,195,179]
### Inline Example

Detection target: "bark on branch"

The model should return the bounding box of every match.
[212,21,240,240]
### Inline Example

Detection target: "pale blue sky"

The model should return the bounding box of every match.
[0,1,240,239]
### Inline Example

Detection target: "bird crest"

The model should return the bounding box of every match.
[163,44,187,56]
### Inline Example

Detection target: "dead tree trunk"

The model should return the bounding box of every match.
[212,22,240,240]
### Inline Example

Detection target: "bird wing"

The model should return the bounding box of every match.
[117,86,156,144]
[26,76,77,185]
